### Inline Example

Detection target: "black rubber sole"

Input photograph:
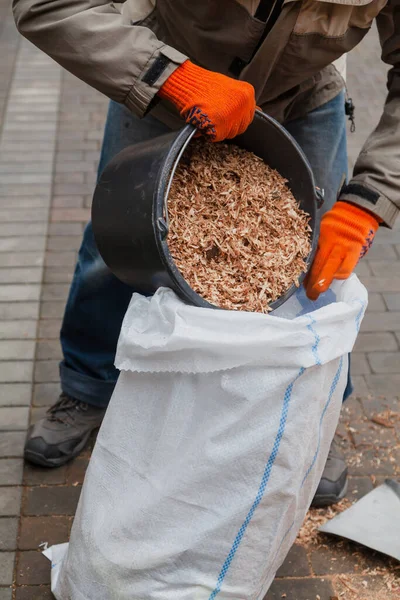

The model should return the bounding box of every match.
[24,429,93,468]
[311,480,348,508]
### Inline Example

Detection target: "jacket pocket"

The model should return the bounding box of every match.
[294,0,388,37]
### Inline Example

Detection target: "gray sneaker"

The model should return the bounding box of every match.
[24,394,106,468]
[311,437,348,507]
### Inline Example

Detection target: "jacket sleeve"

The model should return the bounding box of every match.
[12,0,188,116]
[340,0,400,228]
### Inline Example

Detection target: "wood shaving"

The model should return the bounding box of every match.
[167,140,311,313]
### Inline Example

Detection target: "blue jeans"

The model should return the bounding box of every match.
[60,91,352,406]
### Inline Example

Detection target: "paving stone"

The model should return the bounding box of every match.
[39,302,65,320]
[361,311,400,332]
[19,516,70,550]
[0,303,39,321]
[41,285,69,301]
[349,375,369,398]
[365,293,387,312]
[16,551,50,585]
[364,374,400,396]
[34,360,59,383]
[0,553,15,586]
[0,321,37,340]
[0,253,44,267]
[0,238,45,253]
[15,586,53,599]
[44,252,76,269]
[368,351,400,373]
[0,384,32,407]
[353,332,398,353]
[37,320,61,339]
[0,341,35,361]
[347,447,398,476]
[0,486,22,516]
[35,340,62,360]
[43,268,73,284]
[368,260,400,278]
[66,456,89,486]
[47,236,81,252]
[0,285,41,302]
[0,269,42,284]
[347,476,374,500]
[275,544,310,578]
[33,383,61,407]
[24,486,81,516]
[383,293,400,311]
[350,352,370,375]
[0,362,34,383]
[0,223,47,237]
[359,276,400,293]
[52,195,84,208]
[0,518,19,551]
[310,542,362,575]
[48,222,82,236]
[0,587,12,600]
[0,459,24,485]
[367,243,397,260]
[348,417,397,448]
[50,208,90,222]
[0,432,26,458]
[0,407,30,431]
[29,407,47,426]
[265,577,335,600]
[360,396,399,419]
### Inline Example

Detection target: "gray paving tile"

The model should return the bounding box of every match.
[0,304,39,321]
[38,320,61,339]
[368,351,400,374]
[0,384,32,407]
[0,238,45,253]
[0,407,30,431]
[350,353,370,375]
[0,487,22,516]
[0,518,19,550]
[0,269,42,284]
[0,362,34,383]
[361,311,400,332]
[36,340,62,360]
[0,321,37,339]
[34,361,59,383]
[365,293,386,312]
[0,459,24,486]
[0,223,47,237]
[33,383,61,407]
[353,331,398,352]
[0,553,15,586]
[0,432,26,458]
[364,374,400,396]
[0,587,12,600]
[0,253,44,267]
[383,293,400,311]
[0,341,35,360]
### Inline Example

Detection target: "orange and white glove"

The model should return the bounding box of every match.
[158,60,256,142]
[305,201,380,301]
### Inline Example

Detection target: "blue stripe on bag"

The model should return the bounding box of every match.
[306,315,322,366]
[208,367,306,600]
[260,354,345,589]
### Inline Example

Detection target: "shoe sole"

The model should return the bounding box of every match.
[311,480,348,508]
[24,429,95,468]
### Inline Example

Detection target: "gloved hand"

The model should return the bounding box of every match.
[158,60,256,142]
[305,201,380,300]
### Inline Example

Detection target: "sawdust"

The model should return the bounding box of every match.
[167,140,311,312]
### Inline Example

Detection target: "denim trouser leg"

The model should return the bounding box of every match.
[60,102,170,406]
[285,90,353,401]
[60,91,352,408]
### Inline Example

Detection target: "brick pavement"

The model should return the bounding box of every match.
[0,3,399,598]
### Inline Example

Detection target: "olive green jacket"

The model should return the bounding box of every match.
[13,0,400,226]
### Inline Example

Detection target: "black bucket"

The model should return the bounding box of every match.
[92,110,322,311]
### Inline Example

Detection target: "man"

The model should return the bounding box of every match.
[13,0,399,507]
